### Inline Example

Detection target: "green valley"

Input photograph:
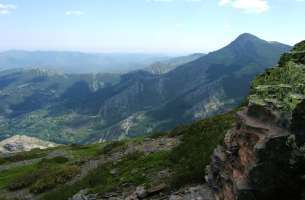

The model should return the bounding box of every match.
[0,34,291,144]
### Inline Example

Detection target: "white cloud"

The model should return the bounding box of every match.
[65,10,85,16]
[219,0,269,14]
[0,4,16,15]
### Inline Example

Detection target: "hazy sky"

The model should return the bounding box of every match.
[0,0,304,53]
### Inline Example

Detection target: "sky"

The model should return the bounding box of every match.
[0,0,304,54]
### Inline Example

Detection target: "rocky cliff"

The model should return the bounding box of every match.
[206,41,305,200]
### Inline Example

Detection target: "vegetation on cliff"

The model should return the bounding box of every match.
[250,40,305,112]
[207,40,305,200]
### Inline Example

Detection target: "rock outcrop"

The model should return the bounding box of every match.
[0,135,57,153]
[206,41,305,200]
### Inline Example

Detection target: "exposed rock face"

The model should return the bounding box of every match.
[206,41,305,200]
[0,135,57,153]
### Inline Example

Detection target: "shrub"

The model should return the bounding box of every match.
[1,149,47,164]
[30,165,80,194]
[8,171,39,190]
[149,131,169,139]
[0,157,6,165]
[99,141,127,155]
[169,112,235,188]
[70,143,89,150]
[39,156,69,165]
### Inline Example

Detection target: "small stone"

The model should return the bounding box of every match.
[125,193,139,200]
[169,194,183,200]
[135,186,147,199]
[69,189,89,200]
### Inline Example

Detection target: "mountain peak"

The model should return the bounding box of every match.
[233,33,264,44]
[237,32,259,38]
[223,33,290,53]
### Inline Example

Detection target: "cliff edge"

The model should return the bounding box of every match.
[206,41,305,200]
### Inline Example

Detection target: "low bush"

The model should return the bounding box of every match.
[30,165,80,193]
[39,156,69,165]
[8,171,39,190]
[98,140,127,155]
[8,164,80,193]
[0,149,48,165]
[169,112,235,188]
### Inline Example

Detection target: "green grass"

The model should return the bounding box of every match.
[38,156,69,165]
[98,140,127,155]
[0,164,38,189]
[0,148,50,165]
[43,151,172,200]
[0,111,237,199]
[29,165,80,194]
[69,143,106,159]
[169,111,235,188]
[42,112,236,199]
[7,161,80,193]
[249,45,305,112]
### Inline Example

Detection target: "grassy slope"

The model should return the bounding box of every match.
[0,111,235,200]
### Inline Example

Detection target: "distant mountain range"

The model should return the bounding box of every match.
[0,51,172,74]
[145,53,206,74]
[0,33,292,143]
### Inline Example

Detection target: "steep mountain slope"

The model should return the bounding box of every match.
[0,51,169,73]
[0,34,291,143]
[145,53,205,74]
[0,69,121,143]
[207,41,305,200]
[82,33,291,141]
